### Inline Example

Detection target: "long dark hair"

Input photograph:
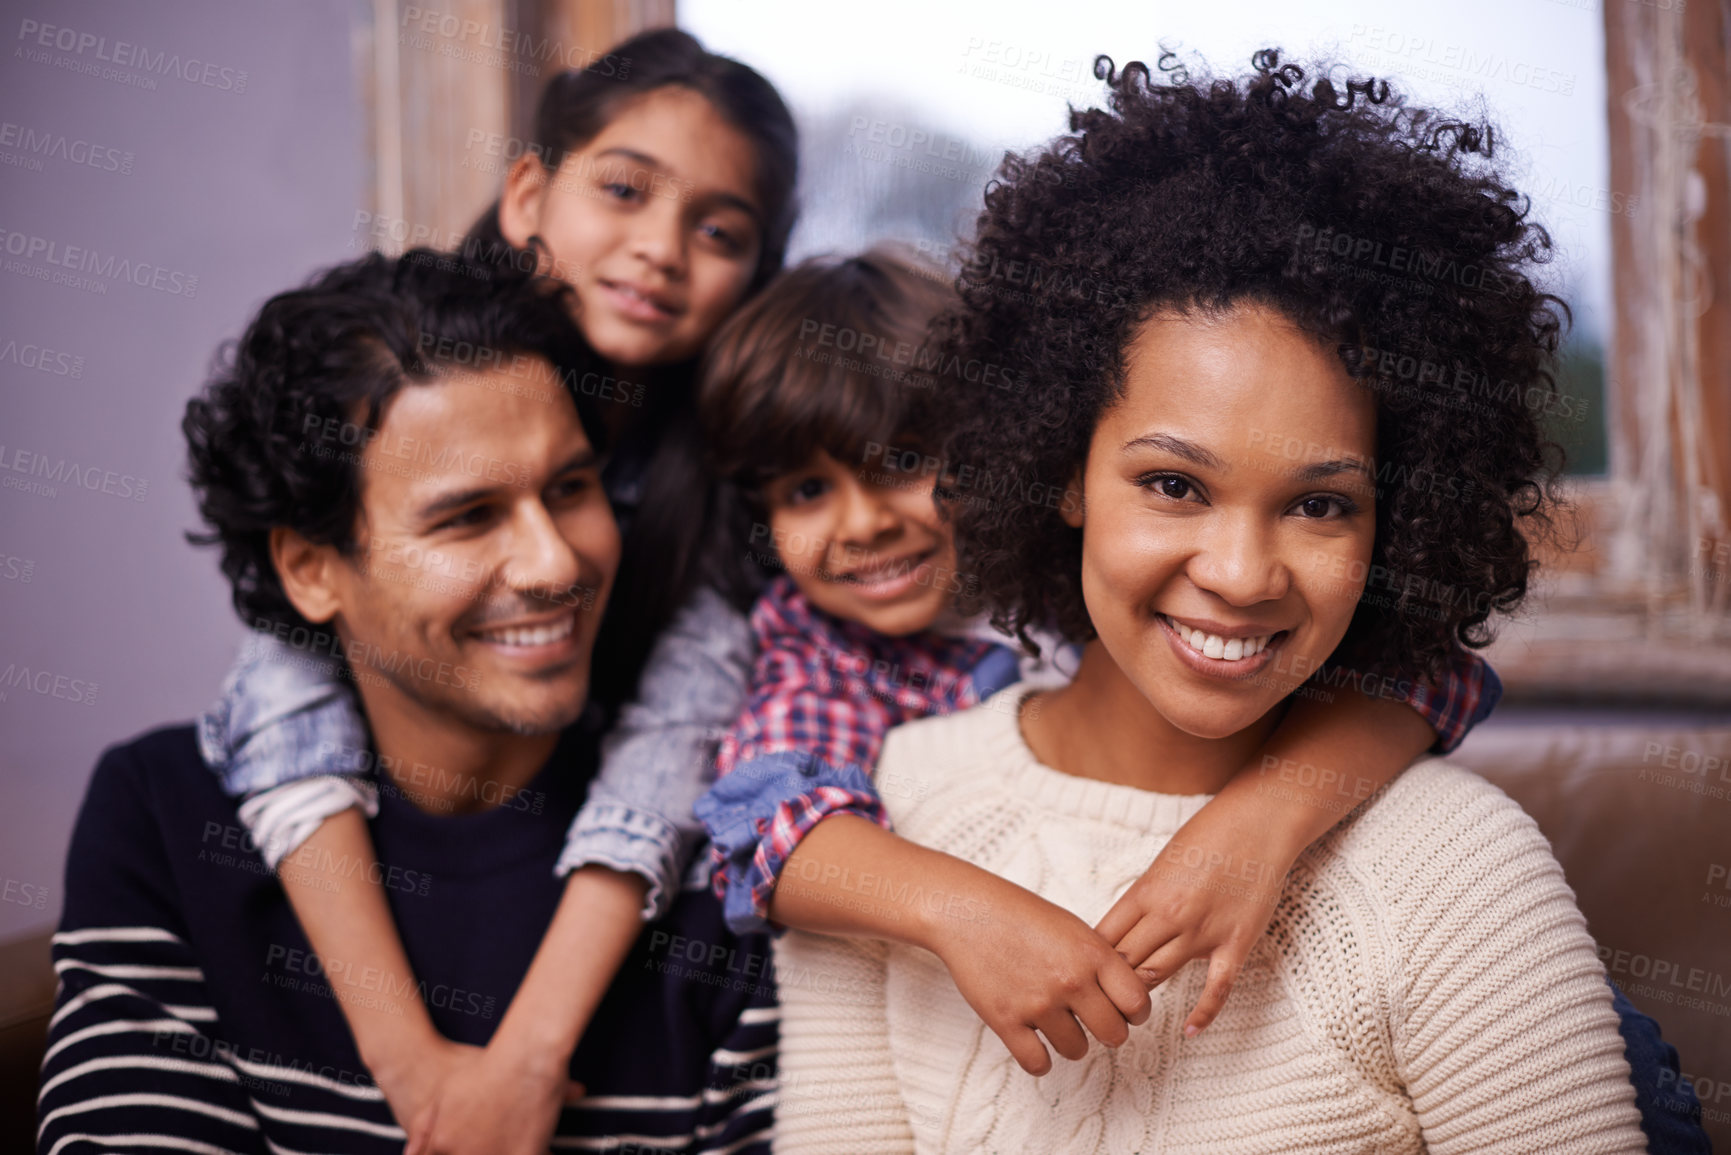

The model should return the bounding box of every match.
[459,28,800,708]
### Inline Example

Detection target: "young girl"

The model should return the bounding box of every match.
[686,247,1508,1085]
[770,54,1697,1153]
[197,27,796,1152]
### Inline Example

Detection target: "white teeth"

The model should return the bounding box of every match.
[1169,618,1274,662]
[481,616,575,647]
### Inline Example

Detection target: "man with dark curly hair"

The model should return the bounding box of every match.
[38,252,777,1154]
[774,52,1704,1154]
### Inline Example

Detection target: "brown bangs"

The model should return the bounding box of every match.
[698,248,954,488]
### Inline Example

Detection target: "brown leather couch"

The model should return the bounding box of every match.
[0,929,53,1152]
[4,717,1727,1151]
[1451,715,1731,1151]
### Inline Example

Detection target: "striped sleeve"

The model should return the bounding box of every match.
[41,739,273,1155]
[42,738,404,1155]
[692,995,778,1153]
[38,925,267,1155]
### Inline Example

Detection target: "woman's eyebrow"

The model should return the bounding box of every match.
[1121,431,1223,470]
[1291,458,1374,483]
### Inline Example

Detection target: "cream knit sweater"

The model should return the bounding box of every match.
[773,685,1646,1154]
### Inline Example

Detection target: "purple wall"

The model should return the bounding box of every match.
[0,0,364,941]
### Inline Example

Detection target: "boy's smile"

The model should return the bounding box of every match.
[762,449,958,636]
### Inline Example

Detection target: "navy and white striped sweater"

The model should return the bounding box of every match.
[39,723,778,1154]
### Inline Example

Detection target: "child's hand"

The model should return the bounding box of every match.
[926,876,1152,1076]
[373,1036,481,1149]
[1094,803,1294,1038]
[401,1038,583,1155]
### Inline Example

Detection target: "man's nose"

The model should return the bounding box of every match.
[503,500,586,602]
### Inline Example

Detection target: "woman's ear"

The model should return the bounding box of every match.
[269,527,344,626]
[1059,468,1085,528]
[497,155,551,250]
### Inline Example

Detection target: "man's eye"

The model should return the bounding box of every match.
[436,507,490,531]
[550,475,591,500]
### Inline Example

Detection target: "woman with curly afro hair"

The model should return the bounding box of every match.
[771,51,1693,1154]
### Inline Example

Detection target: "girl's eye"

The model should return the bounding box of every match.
[784,477,828,506]
[699,221,740,250]
[1294,494,1360,519]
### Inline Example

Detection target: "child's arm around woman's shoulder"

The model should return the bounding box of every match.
[696,580,1154,1077]
[1095,648,1498,1036]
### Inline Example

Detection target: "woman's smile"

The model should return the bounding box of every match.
[1156,612,1290,680]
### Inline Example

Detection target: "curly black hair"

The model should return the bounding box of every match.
[936,50,1568,680]
[183,249,605,647]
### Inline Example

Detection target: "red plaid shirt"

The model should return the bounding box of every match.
[698,576,1499,930]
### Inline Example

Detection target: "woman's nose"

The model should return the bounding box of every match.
[1188,511,1290,606]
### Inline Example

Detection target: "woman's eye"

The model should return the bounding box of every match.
[601,181,638,202]
[1295,495,1358,519]
[781,477,828,506]
[1139,473,1199,501]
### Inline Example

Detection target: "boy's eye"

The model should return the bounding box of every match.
[788,477,828,504]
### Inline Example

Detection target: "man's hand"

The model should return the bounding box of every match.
[927,877,1152,1076]
[400,1038,584,1155]
[1094,802,1294,1038]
